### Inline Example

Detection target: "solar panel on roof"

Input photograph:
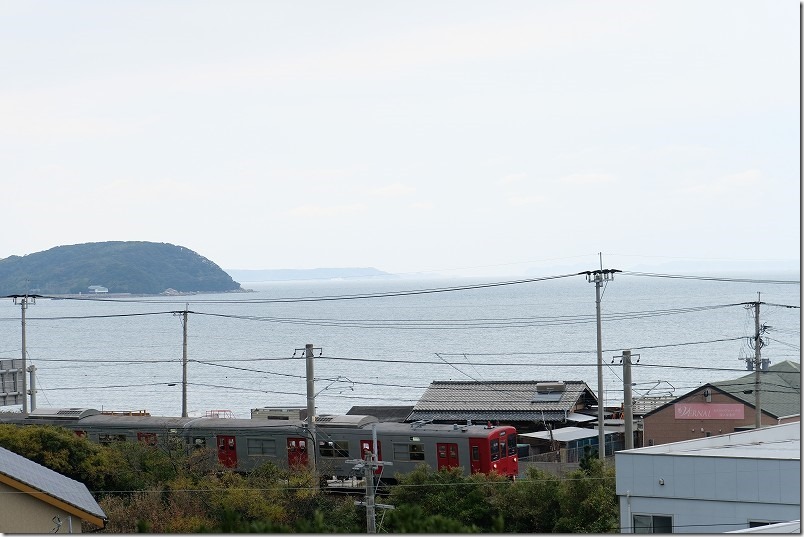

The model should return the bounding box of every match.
[531,391,563,402]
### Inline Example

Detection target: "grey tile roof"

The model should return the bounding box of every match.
[711,360,801,418]
[0,446,106,522]
[408,380,597,422]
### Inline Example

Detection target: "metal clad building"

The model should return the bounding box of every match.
[615,422,800,533]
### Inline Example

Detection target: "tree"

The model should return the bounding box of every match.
[553,458,618,533]
[387,466,507,532]
[497,467,562,532]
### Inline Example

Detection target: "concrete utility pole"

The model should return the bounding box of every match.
[621,350,635,450]
[13,294,35,414]
[348,425,393,533]
[182,305,189,417]
[303,343,319,491]
[581,262,620,460]
[584,261,619,460]
[753,295,762,429]
[27,365,37,411]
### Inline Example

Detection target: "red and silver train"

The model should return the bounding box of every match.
[0,408,518,483]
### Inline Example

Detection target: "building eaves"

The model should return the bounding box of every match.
[0,446,106,527]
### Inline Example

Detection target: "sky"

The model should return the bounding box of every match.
[1,1,799,277]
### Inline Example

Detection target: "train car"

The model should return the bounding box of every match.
[0,408,518,482]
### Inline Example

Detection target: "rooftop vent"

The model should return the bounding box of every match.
[315,414,378,427]
[27,408,100,420]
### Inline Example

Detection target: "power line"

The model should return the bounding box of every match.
[34,272,580,305]
[620,271,800,285]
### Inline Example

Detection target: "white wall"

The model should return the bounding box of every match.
[616,453,800,533]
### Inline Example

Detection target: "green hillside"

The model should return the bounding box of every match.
[0,242,242,295]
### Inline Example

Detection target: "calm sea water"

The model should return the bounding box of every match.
[0,273,799,418]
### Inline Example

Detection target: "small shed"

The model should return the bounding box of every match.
[0,446,106,533]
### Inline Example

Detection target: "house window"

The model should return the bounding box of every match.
[633,514,672,533]
[318,440,349,458]
[247,438,277,456]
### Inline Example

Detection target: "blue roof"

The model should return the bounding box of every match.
[0,446,106,523]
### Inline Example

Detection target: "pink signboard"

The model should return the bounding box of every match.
[674,403,745,420]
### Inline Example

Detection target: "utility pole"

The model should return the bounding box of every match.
[296,343,322,491]
[753,294,762,429]
[348,425,393,533]
[584,260,619,460]
[27,365,37,411]
[12,294,35,414]
[181,304,189,418]
[617,350,638,450]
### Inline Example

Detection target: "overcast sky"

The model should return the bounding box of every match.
[1,1,799,277]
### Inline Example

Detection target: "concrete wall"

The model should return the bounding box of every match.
[616,453,800,533]
[0,481,83,533]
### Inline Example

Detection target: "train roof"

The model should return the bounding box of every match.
[371,420,515,437]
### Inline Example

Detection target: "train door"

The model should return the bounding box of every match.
[359,439,382,474]
[469,438,486,474]
[287,437,308,467]
[437,442,459,471]
[217,435,238,468]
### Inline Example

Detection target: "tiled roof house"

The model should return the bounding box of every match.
[407,380,598,430]
[0,445,106,533]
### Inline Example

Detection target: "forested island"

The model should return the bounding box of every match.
[0,241,242,295]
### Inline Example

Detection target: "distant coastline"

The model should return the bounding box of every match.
[225,267,398,282]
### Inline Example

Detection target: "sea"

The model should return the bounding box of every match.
[0,272,799,419]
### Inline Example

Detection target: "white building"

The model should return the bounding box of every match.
[615,422,800,533]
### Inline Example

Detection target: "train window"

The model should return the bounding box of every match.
[490,439,500,461]
[193,437,207,449]
[247,438,277,456]
[99,434,127,446]
[507,434,517,456]
[409,444,425,461]
[392,443,425,461]
[318,440,349,458]
[137,432,158,446]
[472,446,480,461]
